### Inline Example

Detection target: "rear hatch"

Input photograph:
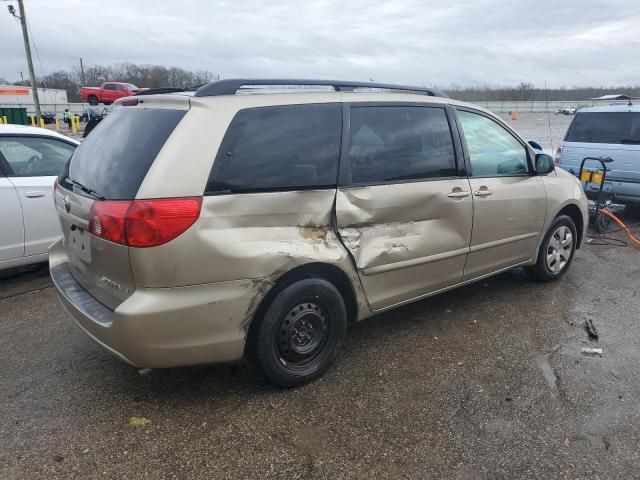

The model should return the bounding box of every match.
[55,104,188,309]
[559,111,640,195]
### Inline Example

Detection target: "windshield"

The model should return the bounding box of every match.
[125,83,139,90]
[565,112,640,144]
[59,107,185,199]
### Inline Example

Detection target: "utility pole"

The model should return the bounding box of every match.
[10,0,41,122]
[18,71,24,83]
[79,57,86,85]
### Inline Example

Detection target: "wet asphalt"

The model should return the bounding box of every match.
[2,114,639,479]
[1,212,640,479]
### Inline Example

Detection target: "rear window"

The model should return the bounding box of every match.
[565,112,640,144]
[60,108,185,200]
[206,103,341,193]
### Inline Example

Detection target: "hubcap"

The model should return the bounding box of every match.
[546,225,573,273]
[277,302,328,366]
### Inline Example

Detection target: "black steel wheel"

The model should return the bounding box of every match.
[250,277,347,387]
[277,301,329,369]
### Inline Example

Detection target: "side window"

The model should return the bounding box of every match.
[207,103,341,192]
[0,137,75,177]
[458,110,528,176]
[348,106,457,184]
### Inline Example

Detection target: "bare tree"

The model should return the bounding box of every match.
[444,84,640,102]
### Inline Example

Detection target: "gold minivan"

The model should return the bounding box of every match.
[50,79,588,386]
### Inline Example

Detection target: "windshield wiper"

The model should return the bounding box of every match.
[65,177,105,200]
[621,139,640,144]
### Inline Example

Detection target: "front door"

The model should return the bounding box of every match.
[336,104,473,311]
[0,135,76,256]
[455,109,547,279]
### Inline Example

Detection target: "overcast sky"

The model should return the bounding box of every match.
[1,0,638,88]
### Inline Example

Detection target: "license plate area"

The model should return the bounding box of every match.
[69,226,92,262]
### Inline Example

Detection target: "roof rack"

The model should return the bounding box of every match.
[194,79,447,98]
[133,83,207,96]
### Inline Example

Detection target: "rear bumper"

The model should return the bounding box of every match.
[49,240,259,369]
[580,178,640,204]
[592,190,640,205]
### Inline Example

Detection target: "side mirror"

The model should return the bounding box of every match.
[528,140,543,152]
[535,153,555,175]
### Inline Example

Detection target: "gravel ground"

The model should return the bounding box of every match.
[5,113,640,480]
[497,112,574,152]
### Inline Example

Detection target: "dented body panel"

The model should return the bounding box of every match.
[49,88,589,370]
[50,237,254,367]
[129,189,371,319]
[336,180,473,310]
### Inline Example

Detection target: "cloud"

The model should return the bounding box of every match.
[1,0,638,87]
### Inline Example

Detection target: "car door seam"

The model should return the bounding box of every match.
[469,232,540,253]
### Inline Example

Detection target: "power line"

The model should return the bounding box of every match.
[26,18,46,85]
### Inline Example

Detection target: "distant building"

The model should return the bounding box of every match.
[0,85,69,105]
[589,94,638,106]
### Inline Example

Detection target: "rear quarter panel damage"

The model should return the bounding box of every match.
[128,189,373,331]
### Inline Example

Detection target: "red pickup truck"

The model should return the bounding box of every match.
[80,82,145,105]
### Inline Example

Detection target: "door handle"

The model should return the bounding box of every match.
[447,190,470,199]
[473,189,493,197]
[24,191,45,198]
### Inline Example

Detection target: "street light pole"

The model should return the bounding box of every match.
[15,0,42,122]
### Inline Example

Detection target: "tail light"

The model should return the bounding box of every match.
[554,147,563,164]
[90,201,130,244]
[89,197,202,248]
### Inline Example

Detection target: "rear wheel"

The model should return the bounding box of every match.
[87,95,99,106]
[527,215,577,282]
[250,278,347,387]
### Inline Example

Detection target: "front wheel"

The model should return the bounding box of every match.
[250,278,347,387]
[527,215,577,282]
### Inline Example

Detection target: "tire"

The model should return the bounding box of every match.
[249,277,347,387]
[88,95,99,106]
[527,215,577,282]
[593,211,611,233]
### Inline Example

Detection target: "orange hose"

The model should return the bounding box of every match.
[597,208,640,247]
